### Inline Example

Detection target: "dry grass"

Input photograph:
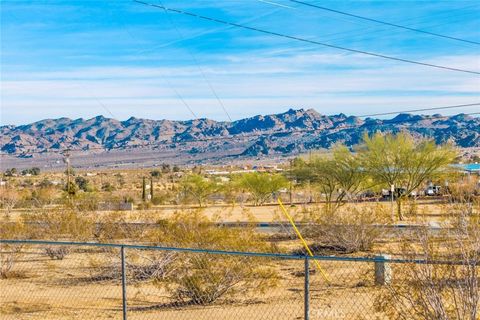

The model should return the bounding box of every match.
[0,246,392,320]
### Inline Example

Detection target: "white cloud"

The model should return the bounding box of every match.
[2,52,479,125]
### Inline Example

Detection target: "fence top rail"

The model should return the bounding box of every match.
[0,239,472,265]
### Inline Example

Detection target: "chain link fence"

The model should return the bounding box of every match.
[1,240,478,319]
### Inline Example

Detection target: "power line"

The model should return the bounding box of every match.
[257,0,296,10]
[251,4,480,61]
[134,5,283,55]
[133,0,480,75]
[299,4,480,49]
[158,2,233,121]
[2,110,479,157]
[288,0,480,46]
[357,102,480,118]
[115,9,199,119]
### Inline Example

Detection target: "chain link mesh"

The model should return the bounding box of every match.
[1,241,478,319]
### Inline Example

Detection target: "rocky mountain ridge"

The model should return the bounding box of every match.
[1,108,479,159]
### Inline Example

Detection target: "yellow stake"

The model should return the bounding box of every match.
[278,198,330,283]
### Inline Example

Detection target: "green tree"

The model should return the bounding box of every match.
[179,174,222,207]
[236,172,288,206]
[291,145,367,213]
[358,132,456,220]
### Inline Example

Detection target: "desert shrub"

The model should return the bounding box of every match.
[151,170,162,178]
[0,221,28,278]
[25,209,94,240]
[170,254,277,305]
[144,212,279,305]
[306,204,388,253]
[137,202,152,210]
[101,182,115,192]
[0,218,27,239]
[147,211,268,250]
[379,206,480,320]
[91,250,177,282]
[75,176,92,192]
[93,212,147,242]
[447,178,479,214]
[44,246,70,260]
[0,244,23,279]
[30,187,59,207]
[151,190,175,205]
[73,192,100,211]
[0,188,20,215]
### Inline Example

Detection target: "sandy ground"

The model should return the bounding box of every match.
[1,200,470,319]
[0,246,392,320]
[3,200,449,224]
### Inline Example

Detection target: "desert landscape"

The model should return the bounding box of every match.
[2,0,479,318]
[2,132,479,319]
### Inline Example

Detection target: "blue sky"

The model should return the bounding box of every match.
[1,0,479,125]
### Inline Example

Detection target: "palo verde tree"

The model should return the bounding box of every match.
[358,132,456,220]
[291,145,367,214]
[235,172,288,206]
[179,174,222,207]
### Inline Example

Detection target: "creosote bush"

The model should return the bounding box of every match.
[170,253,278,305]
[379,201,480,320]
[91,250,177,283]
[0,244,24,279]
[141,212,279,305]
[306,204,388,253]
[44,247,70,260]
[22,209,94,241]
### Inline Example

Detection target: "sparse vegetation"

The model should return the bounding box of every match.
[235,172,288,206]
[179,174,222,207]
[358,132,457,220]
[0,132,477,318]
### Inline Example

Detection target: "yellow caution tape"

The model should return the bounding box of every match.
[278,198,330,283]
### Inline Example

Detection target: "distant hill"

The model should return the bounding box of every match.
[1,109,479,160]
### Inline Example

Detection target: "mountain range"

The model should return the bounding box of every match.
[1,109,479,164]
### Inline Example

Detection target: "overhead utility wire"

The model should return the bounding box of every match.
[159,2,233,121]
[257,0,296,9]
[3,110,479,156]
[133,0,480,75]
[116,10,198,119]
[288,0,480,45]
[357,102,480,118]
[291,4,480,49]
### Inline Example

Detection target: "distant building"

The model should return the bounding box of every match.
[454,164,480,175]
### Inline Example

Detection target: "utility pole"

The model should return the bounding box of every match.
[63,149,72,198]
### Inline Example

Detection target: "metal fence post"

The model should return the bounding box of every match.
[121,245,127,320]
[304,255,310,320]
[374,254,392,285]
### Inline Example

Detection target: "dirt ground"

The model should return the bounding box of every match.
[1,200,472,319]
[0,246,392,320]
[3,199,449,224]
